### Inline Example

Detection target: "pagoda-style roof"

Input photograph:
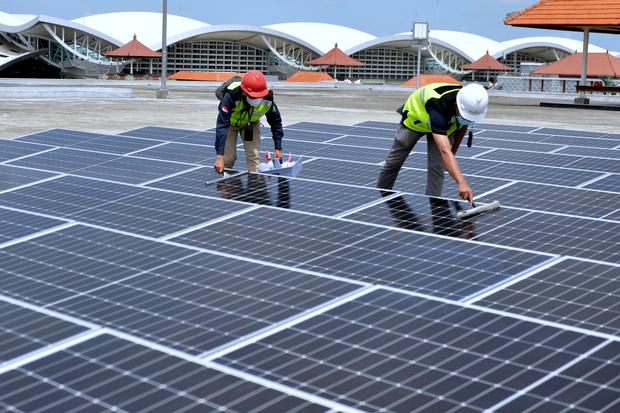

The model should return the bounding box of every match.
[105,34,162,58]
[462,51,511,71]
[504,0,620,34]
[307,43,364,66]
[533,52,620,77]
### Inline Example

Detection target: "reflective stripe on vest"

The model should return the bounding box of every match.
[402,83,463,136]
[227,82,273,127]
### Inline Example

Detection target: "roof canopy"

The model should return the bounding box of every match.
[504,0,620,34]
[307,43,364,66]
[105,34,161,58]
[462,51,511,71]
[402,74,461,87]
[533,51,620,76]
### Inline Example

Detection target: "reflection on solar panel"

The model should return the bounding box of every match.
[0,334,330,412]
[1,121,619,411]
[217,289,607,412]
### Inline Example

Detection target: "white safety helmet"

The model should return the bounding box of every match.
[456,83,489,123]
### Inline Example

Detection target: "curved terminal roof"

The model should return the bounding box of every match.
[0,10,615,61]
[71,12,209,47]
[265,22,376,54]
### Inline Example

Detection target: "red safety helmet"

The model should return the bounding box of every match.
[240,70,269,98]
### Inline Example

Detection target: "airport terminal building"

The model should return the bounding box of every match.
[0,11,612,81]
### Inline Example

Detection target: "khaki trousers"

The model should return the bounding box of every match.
[223,123,261,172]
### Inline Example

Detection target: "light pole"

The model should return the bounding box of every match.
[156,0,168,99]
[412,22,429,90]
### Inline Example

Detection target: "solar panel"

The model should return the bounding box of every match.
[174,206,551,299]
[583,174,620,193]
[68,134,163,155]
[0,165,56,192]
[216,288,610,413]
[15,128,106,146]
[535,127,608,138]
[285,121,353,134]
[49,252,361,353]
[73,156,196,184]
[0,301,87,364]
[343,193,521,239]
[353,120,398,130]
[118,126,205,140]
[473,137,564,152]
[7,148,119,173]
[131,142,215,164]
[0,333,329,413]
[493,342,620,412]
[2,119,619,411]
[0,140,51,162]
[479,181,620,218]
[0,207,66,244]
[473,211,620,263]
[0,175,148,216]
[475,258,620,335]
[556,146,620,160]
[0,224,194,305]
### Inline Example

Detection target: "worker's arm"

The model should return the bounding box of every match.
[450,126,468,154]
[265,94,283,159]
[431,132,474,204]
[214,94,235,173]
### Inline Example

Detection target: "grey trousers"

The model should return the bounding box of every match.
[377,125,453,196]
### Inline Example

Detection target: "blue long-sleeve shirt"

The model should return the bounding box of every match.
[215,90,283,156]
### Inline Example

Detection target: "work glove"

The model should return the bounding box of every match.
[274,149,282,160]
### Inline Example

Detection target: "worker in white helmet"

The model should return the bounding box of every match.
[377,83,489,205]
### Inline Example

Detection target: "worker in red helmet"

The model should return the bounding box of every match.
[214,70,284,173]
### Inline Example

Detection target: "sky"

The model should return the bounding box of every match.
[1,0,618,51]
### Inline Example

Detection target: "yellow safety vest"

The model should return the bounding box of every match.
[227,81,273,128]
[402,83,464,136]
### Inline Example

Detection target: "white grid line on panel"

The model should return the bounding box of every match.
[159,205,260,241]
[483,339,613,413]
[97,328,369,413]
[0,172,64,195]
[0,220,76,251]
[463,256,568,305]
[0,147,59,165]
[136,164,205,186]
[469,148,497,158]
[200,285,379,361]
[335,191,404,218]
[575,172,612,189]
[76,221,371,287]
[123,140,169,156]
[563,255,620,268]
[0,328,105,375]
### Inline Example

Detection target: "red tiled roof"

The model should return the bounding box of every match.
[462,52,511,71]
[106,34,162,58]
[307,43,364,66]
[402,74,461,87]
[168,71,241,81]
[532,52,620,76]
[504,0,620,33]
[286,71,335,82]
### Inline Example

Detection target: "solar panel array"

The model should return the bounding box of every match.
[0,119,618,412]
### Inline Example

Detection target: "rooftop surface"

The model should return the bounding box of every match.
[0,79,619,412]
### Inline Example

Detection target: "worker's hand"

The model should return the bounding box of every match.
[274,149,283,160]
[458,182,474,205]
[214,155,225,174]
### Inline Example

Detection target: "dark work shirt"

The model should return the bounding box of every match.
[215,90,283,155]
[425,86,460,135]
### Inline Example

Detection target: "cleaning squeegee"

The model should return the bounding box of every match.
[456,200,501,219]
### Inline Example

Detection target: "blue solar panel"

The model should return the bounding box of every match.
[73,156,196,184]
[0,165,56,192]
[15,128,105,146]
[0,140,51,162]
[131,142,215,164]
[0,207,65,244]
[6,148,118,173]
[583,174,620,192]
